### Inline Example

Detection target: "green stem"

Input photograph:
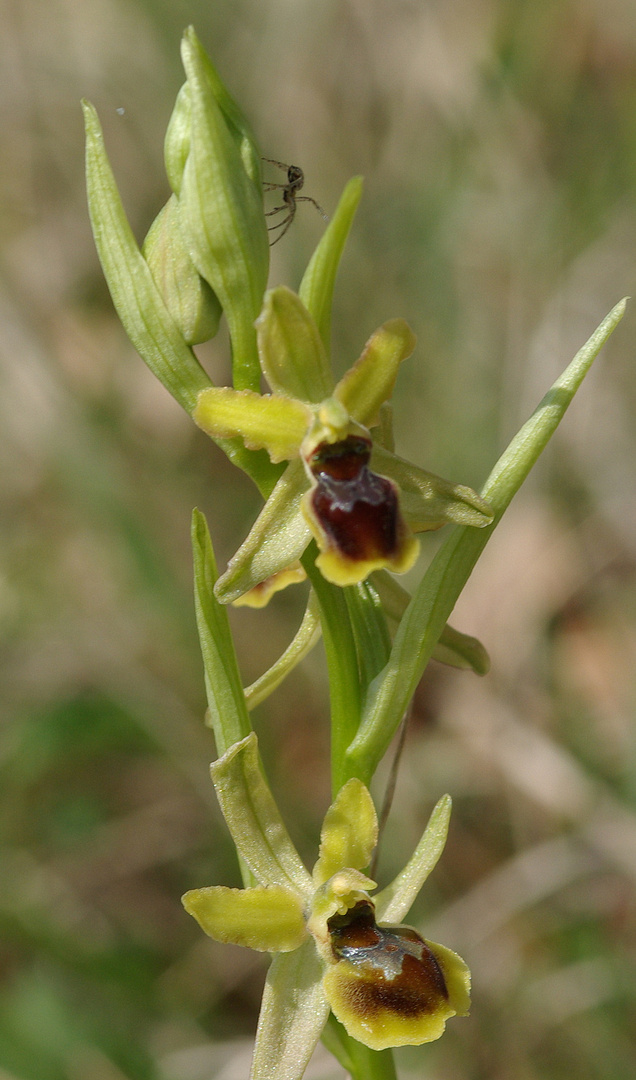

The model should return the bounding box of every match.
[322,1016,398,1080]
[303,552,361,796]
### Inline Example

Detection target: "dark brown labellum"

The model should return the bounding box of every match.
[327,900,449,1020]
[306,436,401,562]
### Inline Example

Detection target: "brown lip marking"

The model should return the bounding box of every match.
[328,901,449,1020]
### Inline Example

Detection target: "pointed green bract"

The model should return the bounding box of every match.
[164,83,191,195]
[182,885,307,952]
[335,319,417,428]
[313,779,378,886]
[375,795,452,923]
[371,572,490,674]
[191,509,252,754]
[195,386,312,462]
[299,176,364,354]
[211,734,313,896]
[82,100,212,415]
[346,299,628,783]
[257,287,333,402]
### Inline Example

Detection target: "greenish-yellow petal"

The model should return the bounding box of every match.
[182,885,307,952]
[375,795,452,924]
[334,319,416,427]
[194,387,312,463]
[256,286,333,403]
[313,779,378,887]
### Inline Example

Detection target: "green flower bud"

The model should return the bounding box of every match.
[176,27,269,389]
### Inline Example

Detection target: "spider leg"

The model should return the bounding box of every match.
[265,205,289,217]
[267,212,295,245]
[262,157,291,171]
[262,182,289,191]
[295,195,329,222]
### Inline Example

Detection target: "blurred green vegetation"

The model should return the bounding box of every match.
[1,1,636,1077]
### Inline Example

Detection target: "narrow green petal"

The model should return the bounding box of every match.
[313,779,378,887]
[212,733,313,896]
[191,510,252,757]
[214,460,311,605]
[250,942,329,1080]
[372,446,494,530]
[194,387,311,462]
[256,287,333,403]
[244,592,321,709]
[82,100,212,414]
[375,796,451,923]
[299,176,364,356]
[335,319,416,427]
[182,885,307,952]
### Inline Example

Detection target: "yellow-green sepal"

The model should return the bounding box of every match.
[211,734,313,896]
[372,445,494,531]
[334,319,417,427]
[312,779,378,887]
[195,387,312,463]
[182,885,307,952]
[256,287,333,403]
[250,942,330,1080]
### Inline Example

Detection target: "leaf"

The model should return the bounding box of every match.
[346,299,628,782]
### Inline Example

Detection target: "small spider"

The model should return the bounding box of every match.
[262,157,328,245]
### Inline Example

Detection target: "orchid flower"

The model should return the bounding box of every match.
[183,733,470,1078]
[194,286,493,605]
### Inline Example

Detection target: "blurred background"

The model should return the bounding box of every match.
[2,0,636,1077]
